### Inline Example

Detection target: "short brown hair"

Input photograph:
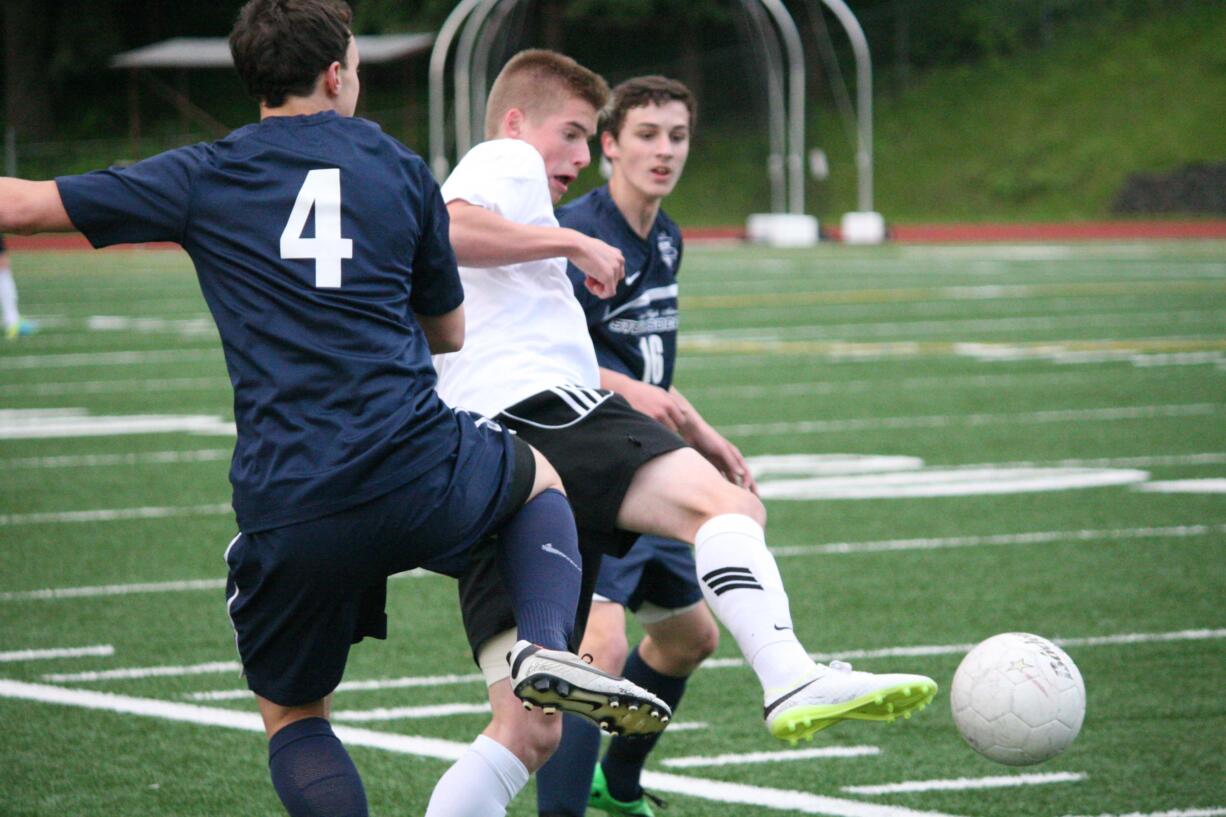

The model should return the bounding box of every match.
[230,0,353,108]
[602,75,696,140]
[484,50,610,140]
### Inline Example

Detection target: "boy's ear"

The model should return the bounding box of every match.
[503,108,525,138]
[600,130,618,160]
[324,61,343,97]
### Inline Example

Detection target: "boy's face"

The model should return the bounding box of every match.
[515,97,599,203]
[603,100,691,201]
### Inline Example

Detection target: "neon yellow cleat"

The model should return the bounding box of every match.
[765,660,938,746]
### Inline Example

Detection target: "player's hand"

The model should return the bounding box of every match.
[619,379,688,432]
[683,420,758,495]
[568,232,625,299]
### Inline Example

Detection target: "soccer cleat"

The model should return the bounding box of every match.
[4,318,38,340]
[508,640,672,736]
[764,660,938,746]
[588,763,665,817]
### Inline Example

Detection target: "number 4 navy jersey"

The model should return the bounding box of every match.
[558,185,682,389]
[56,111,465,533]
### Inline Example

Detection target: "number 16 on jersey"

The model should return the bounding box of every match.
[280,168,354,288]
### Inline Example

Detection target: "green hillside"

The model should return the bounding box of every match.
[659,4,1226,225]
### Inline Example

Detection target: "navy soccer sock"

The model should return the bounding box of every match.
[496,488,581,650]
[601,645,689,803]
[268,717,368,817]
[536,713,602,817]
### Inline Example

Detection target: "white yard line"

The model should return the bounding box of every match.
[1062,808,1226,817]
[180,628,1226,699]
[6,523,1220,602]
[44,661,239,682]
[5,377,230,397]
[842,772,1086,795]
[663,746,880,768]
[0,410,235,439]
[722,404,1223,437]
[2,449,231,470]
[0,645,114,663]
[332,702,491,721]
[0,503,232,527]
[0,348,221,370]
[1136,479,1226,494]
[769,523,1226,558]
[0,680,959,817]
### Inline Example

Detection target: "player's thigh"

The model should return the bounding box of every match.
[616,447,763,543]
[578,601,630,673]
[526,444,565,500]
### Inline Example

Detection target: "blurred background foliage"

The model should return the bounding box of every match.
[2,0,1222,222]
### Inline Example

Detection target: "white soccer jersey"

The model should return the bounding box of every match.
[434,139,600,417]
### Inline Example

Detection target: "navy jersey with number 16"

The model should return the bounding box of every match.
[558,185,683,390]
[56,112,466,533]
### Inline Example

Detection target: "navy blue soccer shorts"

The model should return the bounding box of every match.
[224,413,534,707]
[593,534,704,618]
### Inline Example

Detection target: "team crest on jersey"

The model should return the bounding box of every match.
[657,233,678,270]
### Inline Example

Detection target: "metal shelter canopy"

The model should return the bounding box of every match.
[110,34,436,69]
[428,0,876,223]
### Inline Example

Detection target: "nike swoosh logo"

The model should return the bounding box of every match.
[624,270,642,286]
[774,624,792,631]
[763,676,820,719]
[541,542,581,572]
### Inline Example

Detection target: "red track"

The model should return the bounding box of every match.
[6,220,1226,252]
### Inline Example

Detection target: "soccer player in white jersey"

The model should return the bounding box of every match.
[0,235,39,338]
[427,49,937,817]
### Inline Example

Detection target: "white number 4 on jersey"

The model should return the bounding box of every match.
[280,168,354,288]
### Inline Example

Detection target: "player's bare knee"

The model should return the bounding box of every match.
[582,621,629,673]
[704,483,765,528]
[527,446,566,499]
[518,714,563,770]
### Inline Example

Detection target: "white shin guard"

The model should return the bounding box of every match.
[694,513,816,691]
[423,734,528,817]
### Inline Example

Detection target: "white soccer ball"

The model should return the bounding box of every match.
[950,632,1086,765]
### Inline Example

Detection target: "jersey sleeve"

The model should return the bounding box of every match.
[440,141,551,226]
[55,143,212,247]
[409,172,465,316]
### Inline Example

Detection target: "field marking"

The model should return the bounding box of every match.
[0,409,235,439]
[769,523,1226,558]
[684,309,1224,343]
[332,702,491,721]
[1135,479,1226,494]
[679,337,1226,363]
[662,745,880,768]
[0,578,227,602]
[842,771,1086,795]
[0,503,232,527]
[683,280,1226,310]
[0,680,960,817]
[5,377,230,397]
[43,661,239,683]
[182,628,1226,699]
[0,348,221,370]
[723,403,1223,437]
[2,448,232,470]
[756,466,1149,500]
[7,523,1220,603]
[1063,808,1226,817]
[0,645,114,663]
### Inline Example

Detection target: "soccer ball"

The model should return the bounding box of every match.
[950,632,1086,765]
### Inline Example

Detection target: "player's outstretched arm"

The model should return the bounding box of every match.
[668,386,758,494]
[415,305,465,354]
[447,200,624,298]
[598,367,688,432]
[0,179,74,234]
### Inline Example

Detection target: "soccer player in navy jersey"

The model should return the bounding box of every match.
[0,4,666,817]
[533,75,743,817]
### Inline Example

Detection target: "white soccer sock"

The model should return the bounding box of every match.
[694,514,818,692]
[423,734,529,817]
[0,268,19,328]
